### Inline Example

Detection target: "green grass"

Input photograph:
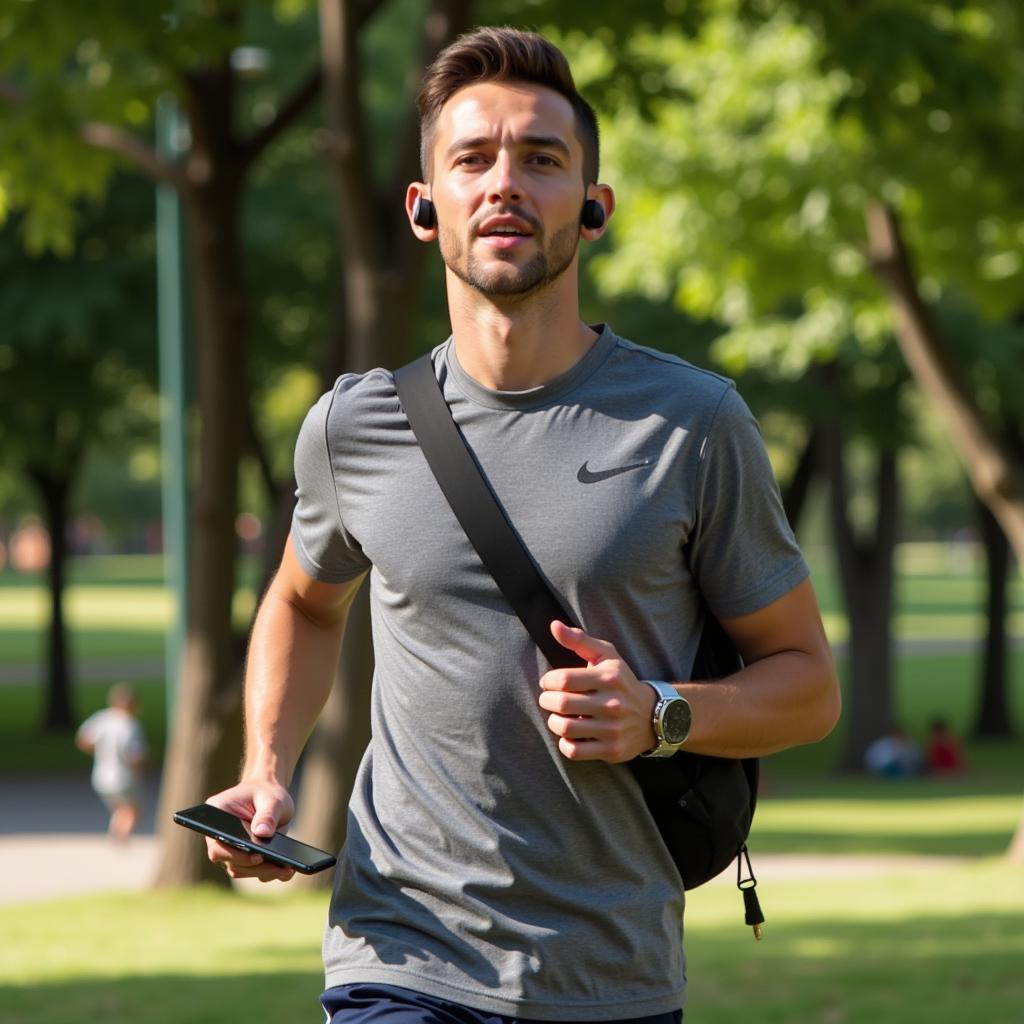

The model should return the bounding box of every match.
[6,544,1024,670]
[2,547,1023,779]
[2,863,1022,1024]
[2,887,326,1023]
[751,781,1023,856]
[684,861,1024,1023]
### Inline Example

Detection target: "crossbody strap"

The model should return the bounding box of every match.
[394,353,585,671]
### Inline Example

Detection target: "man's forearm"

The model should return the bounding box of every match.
[676,646,840,759]
[240,589,350,786]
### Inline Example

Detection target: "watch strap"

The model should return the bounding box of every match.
[644,680,679,703]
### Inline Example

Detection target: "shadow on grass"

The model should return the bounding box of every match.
[4,971,325,1024]
[686,910,1024,1024]
[5,913,1023,1024]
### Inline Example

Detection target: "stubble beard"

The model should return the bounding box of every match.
[439,216,580,302]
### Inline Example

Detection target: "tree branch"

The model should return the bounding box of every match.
[319,0,381,270]
[865,199,1024,560]
[238,66,323,171]
[2,76,186,191]
[80,120,186,190]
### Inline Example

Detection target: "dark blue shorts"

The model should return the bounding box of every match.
[320,983,683,1024]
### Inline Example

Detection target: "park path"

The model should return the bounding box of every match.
[0,774,968,908]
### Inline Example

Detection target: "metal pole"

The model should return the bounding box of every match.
[156,94,188,727]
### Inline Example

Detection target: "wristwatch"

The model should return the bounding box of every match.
[641,680,692,758]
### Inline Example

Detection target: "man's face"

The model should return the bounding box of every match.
[428,81,586,301]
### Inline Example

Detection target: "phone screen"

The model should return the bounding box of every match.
[173,803,336,874]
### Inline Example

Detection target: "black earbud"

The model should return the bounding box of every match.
[413,196,437,230]
[581,198,605,231]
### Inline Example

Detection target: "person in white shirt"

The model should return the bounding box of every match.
[75,682,148,840]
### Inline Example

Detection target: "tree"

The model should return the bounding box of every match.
[1,0,476,886]
[564,0,1024,838]
[566,5,922,769]
[0,174,156,729]
[1,0,328,884]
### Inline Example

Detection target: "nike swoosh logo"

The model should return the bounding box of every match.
[577,459,652,484]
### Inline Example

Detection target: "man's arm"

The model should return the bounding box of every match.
[675,577,840,757]
[538,578,840,762]
[204,534,366,880]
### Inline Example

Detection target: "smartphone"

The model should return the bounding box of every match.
[173,803,337,874]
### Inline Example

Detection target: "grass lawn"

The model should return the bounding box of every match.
[3,647,1022,779]
[3,545,1024,778]
[3,549,1022,1019]
[2,861,1022,1024]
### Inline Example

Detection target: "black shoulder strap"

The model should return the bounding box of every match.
[394,352,741,681]
[394,354,585,670]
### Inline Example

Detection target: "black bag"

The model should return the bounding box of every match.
[395,354,764,935]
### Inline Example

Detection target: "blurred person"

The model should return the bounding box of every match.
[864,724,921,779]
[203,27,840,1024]
[75,682,148,840]
[925,717,965,776]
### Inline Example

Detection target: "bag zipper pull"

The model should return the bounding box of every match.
[736,843,764,940]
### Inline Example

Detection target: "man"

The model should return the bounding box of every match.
[206,26,840,1023]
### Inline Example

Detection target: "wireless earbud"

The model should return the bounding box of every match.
[413,196,437,230]
[581,198,605,231]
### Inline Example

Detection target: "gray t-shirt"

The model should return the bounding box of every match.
[291,325,808,1020]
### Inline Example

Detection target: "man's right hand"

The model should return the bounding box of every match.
[204,779,297,883]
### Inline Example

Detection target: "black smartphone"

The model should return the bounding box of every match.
[173,803,337,874]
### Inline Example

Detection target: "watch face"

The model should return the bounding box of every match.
[661,699,692,745]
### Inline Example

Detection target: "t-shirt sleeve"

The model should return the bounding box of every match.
[290,384,372,582]
[688,385,809,619]
[76,710,101,744]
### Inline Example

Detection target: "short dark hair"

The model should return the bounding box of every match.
[417,26,599,185]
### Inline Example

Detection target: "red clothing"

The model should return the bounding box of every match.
[926,735,963,775]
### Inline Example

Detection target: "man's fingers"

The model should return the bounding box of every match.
[546,714,614,741]
[556,736,629,763]
[539,688,625,716]
[549,620,616,664]
[226,861,295,883]
[206,837,263,867]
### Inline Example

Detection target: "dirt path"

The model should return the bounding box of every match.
[0,774,970,907]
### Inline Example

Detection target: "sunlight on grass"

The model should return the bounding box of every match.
[3,887,326,984]
[3,864,1022,1024]
[0,584,256,634]
[756,794,1019,837]
[683,862,1024,1023]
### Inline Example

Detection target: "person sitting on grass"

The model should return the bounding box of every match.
[75,682,148,841]
[864,724,921,779]
[925,717,965,776]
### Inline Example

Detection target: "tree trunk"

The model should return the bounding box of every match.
[27,465,75,731]
[822,426,899,773]
[292,0,469,874]
[866,201,1024,562]
[974,497,1014,738]
[865,201,1024,851]
[783,424,820,533]
[153,93,249,886]
[292,578,373,889]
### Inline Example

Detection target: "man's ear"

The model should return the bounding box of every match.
[406,183,437,240]
[580,183,615,241]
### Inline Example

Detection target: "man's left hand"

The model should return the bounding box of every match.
[538,621,657,762]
